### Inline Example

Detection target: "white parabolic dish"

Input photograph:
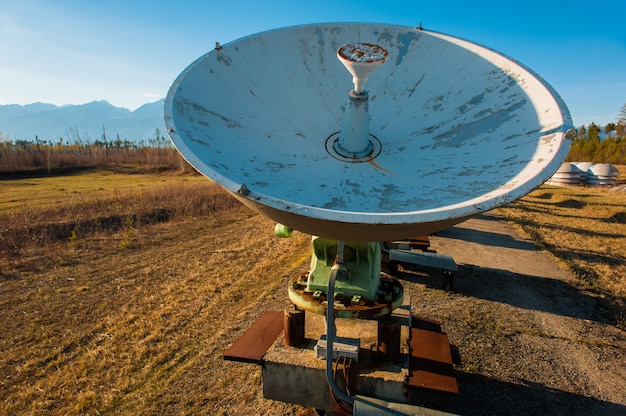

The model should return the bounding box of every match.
[165,23,574,242]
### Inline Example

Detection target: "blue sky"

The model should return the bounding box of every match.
[1,0,624,127]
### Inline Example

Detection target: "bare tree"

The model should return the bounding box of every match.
[618,103,626,124]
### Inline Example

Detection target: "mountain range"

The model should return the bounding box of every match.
[0,100,167,143]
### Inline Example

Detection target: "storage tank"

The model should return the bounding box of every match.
[587,163,619,187]
[547,162,583,186]
[574,161,595,183]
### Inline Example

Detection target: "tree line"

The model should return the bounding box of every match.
[0,128,191,175]
[566,123,625,164]
[566,103,626,165]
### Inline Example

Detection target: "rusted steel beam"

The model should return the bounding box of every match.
[223,310,284,364]
[407,327,458,394]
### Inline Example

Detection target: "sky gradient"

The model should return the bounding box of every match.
[1,0,624,127]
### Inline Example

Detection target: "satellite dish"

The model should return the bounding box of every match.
[165,23,573,242]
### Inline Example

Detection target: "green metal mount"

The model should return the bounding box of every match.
[306,237,381,301]
[288,236,404,318]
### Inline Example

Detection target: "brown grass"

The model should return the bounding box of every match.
[0,143,187,175]
[0,169,624,414]
[0,169,313,415]
[0,167,237,255]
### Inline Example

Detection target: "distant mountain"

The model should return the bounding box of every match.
[0,100,167,143]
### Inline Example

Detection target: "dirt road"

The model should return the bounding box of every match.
[400,213,626,415]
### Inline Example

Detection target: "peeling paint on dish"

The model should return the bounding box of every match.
[165,23,573,241]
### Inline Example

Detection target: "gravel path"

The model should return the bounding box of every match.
[398,214,626,415]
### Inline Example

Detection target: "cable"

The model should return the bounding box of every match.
[325,240,354,406]
[343,357,353,396]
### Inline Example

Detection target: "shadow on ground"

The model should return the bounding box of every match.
[412,371,625,416]
[397,265,616,326]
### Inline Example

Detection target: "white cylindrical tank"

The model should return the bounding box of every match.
[574,161,595,183]
[587,163,619,186]
[547,162,583,186]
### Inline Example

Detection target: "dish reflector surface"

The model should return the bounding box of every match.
[165,23,573,241]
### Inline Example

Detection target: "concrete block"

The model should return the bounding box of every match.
[262,314,410,412]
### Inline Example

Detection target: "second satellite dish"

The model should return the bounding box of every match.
[165,23,573,241]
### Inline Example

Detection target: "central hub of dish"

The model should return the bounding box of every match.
[330,43,388,161]
[337,43,388,93]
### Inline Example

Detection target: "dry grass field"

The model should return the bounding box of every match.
[0,166,624,415]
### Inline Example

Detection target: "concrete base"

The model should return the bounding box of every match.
[262,309,411,412]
